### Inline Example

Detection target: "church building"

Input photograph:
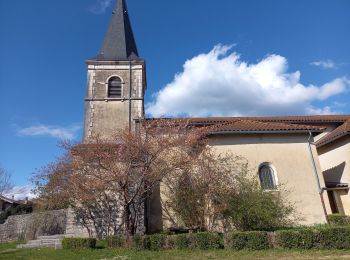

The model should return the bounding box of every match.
[82,0,350,231]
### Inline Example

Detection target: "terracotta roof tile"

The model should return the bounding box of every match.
[144,115,350,125]
[316,120,350,147]
[211,120,324,134]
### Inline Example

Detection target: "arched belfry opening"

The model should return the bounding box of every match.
[107,76,122,98]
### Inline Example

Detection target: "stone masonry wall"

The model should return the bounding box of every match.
[0,209,67,243]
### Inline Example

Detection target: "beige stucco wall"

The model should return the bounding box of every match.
[317,136,350,214]
[208,133,328,225]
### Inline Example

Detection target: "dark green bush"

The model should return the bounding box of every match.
[143,234,167,251]
[225,231,269,250]
[276,226,350,250]
[276,229,314,249]
[132,234,145,250]
[106,235,125,248]
[316,226,350,249]
[192,232,223,250]
[174,234,191,249]
[62,238,96,249]
[223,188,294,232]
[164,235,176,249]
[328,214,350,226]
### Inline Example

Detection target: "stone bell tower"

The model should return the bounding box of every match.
[83,0,146,142]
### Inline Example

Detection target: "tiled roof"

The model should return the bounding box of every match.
[243,115,350,123]
[316,120,350,147]
[144,115,350,125]
[210,120,324,134]
[138,116,350,144]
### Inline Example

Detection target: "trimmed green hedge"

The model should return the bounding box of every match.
[174,234,191,249]
[132,232,222,251]
[225,231,269,250]
[132,234,145,250]
[143,234,167,251]
[328,214,350,226]
[62,238,96,249]
[63,226,350,251]
[106,235,125,248]
[317,226,350,249]
[191,232,223,250]
[276,229,314,249]
[276,226,350,250]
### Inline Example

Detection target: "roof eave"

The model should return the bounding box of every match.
[209,130,323,135]
[85,59,145,65]
[316,132,350,148]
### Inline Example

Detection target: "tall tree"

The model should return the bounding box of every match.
[33,120,208,239]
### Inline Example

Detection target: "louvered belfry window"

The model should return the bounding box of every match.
[108,77,122,98]
[259,165,277,190]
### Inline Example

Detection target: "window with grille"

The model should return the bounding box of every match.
[108,77,122,98]
[259,164,277,190]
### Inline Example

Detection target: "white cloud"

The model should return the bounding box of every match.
[89,0,113,14]
[17,124,81,140]
[147,45,349,117]
[4,185,36,200]
[310,59,338,69]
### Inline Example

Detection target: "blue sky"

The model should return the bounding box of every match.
[0,0,349,193]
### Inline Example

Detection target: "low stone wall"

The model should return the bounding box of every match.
[0,208,143,242]
[0,209,67,243]
[65,207,90,238]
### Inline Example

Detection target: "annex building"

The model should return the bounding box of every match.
[82,0,350,232]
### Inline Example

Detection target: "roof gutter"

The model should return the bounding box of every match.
[307,131,329,223]
[209,130,322,135]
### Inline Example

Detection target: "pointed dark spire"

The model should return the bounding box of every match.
[95,0,139,61]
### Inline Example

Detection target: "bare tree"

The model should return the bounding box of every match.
[162,149,250,232]
[0,165,13,195]
[33,120,209,239]
[162,148,296,232]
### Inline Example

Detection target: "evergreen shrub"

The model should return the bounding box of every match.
[328,214,350,226]
[132,234,145,250]
[143,234,167,251]
[316,226,350,249]
[192,232,223,250]
[62,238,96,249]
[174,233,191,249]
[225,231,269,250]
[276,229,314,249]
[106,235,125,248]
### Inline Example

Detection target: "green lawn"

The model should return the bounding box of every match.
[0,242,17,253]
[5,228,350,260]
[1,243,350,260]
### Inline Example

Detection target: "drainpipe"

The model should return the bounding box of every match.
[128,61,132,131]
[308,131,329,223]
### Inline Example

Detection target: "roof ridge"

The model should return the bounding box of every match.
[144,115,350,124]
[210,119,324,134]
[220,119,324,129]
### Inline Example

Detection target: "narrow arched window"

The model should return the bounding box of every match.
[108,77,122,98]
[259,164,277,190]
